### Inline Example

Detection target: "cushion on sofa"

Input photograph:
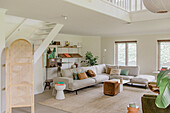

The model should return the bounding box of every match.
[79,66,93,73]
[94,64,106,74]
[110,75,134,80]
[135,75,155,82]
[73,73,79,80]
[87,70,96,77]
[92,74,109,83]
[119,66,139,76]
[78,72,88,80]
[130,75,155,84]
[106,65,118,74]
[110,69,121,75]
[61,68,77,78]
[120,69,129,76]
[69,78,96,91]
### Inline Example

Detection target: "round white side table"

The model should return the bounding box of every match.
[55,84,66,100]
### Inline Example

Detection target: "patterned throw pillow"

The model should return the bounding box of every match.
[110,69,121,75]
[87,70,96,77]
[106,68,111,74]
[73,73,79,80]
[78,72,88,80]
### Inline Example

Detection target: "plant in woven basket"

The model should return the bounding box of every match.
[155,69,170,108]
[81,51,98,66]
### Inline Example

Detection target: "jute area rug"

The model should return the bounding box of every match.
[39,84,153,113]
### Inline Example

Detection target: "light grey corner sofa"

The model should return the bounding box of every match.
[53,64,155,94]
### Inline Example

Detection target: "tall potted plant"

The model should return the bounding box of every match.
[81,51,98,66]
[155,69,170,108]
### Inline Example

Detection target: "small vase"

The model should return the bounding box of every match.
[127,106,139,113]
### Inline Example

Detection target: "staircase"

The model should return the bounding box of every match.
[5,20,63,64]
[29,22,57,52]
[103,0,146,12]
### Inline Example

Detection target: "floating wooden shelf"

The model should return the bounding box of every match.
[58,54,82,58]
[57,46,82,48]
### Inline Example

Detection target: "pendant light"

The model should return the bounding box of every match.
[143,0,170,13]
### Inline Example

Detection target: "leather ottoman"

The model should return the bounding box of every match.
[104,80,120,96]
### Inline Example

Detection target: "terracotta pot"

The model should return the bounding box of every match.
[127,107,139,113]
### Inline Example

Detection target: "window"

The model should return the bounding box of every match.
[115,41,137,66]
[158,40,170,70]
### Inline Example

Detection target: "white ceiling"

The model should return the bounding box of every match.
[1,0,170,37]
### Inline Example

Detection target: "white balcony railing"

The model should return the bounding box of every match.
[103,0,146,12]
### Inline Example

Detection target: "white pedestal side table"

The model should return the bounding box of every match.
[55,84,66,100]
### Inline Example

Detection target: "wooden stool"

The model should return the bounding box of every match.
[44,79,53,90]
[104,80,120,96]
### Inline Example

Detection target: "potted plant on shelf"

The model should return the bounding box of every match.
[81,51,98,66]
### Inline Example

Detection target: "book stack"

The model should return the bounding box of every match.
[56,82,65,86]
[161,67,168,71]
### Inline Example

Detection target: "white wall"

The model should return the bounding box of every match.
[101,34,170,74]
[0,9,6,113]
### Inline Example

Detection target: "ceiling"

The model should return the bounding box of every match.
[1,0,170,37]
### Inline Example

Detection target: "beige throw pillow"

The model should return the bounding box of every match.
[110,69,121,75]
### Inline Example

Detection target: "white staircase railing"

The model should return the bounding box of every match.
[103,0,146,12]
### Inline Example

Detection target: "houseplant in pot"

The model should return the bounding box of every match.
[81,51,98,66]
[155,69,170,108]
[148,69,170,108]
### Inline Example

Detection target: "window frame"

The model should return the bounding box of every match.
[157,40,170,70]
[115,41,137,66]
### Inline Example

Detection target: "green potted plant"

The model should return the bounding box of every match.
[155,69,170,108]
[81,51,98,66]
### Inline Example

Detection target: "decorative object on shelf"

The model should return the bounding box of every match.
[74,62,78,68]
[58,53,82,58]
[49,48,56,59]
[143,0,170,13]
[161,67,168,71]
[64,53,71,58]
[127,103,139,113]
[47,58,57,67]
[50,40,60,45]
[65,41,70,46]
[81,51,98,66]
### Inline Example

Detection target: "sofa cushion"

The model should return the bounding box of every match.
[69,78,96,91]
[94,64,106,74]
[135,75,155,82]
[119,66,139,76]
[110,75,134,80]
[93,74,109,83]
[120,69,129,76]
[87,70,96,77]
[110,69,121,75]
[130,75,155,84]
[78,72,88,80]
[79,66,92,73]
[61,68,77,78]
[106,65,118,74]
[73,73,79,80]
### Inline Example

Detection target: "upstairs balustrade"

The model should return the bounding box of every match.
[103,0,146,12]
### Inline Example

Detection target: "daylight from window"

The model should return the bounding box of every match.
[160,42,170,69]
[117,42,137,66]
